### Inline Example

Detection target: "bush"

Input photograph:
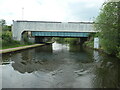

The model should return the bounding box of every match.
[117,47,120,58]
[2,31,12,42]
[84,40,94,48]
[64,38,79,44]
[1,31,21,49]
[94,2,119,57]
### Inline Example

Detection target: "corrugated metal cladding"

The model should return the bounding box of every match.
[32,31,89,37]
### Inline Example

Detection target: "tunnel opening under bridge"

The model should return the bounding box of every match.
[21,31,91,44]
[34,36,88,45]
[32,31,90,44]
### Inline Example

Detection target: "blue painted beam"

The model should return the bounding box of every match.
[32,31,89,37]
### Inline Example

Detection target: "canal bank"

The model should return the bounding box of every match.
[0,44,45,54]
[0,41,54,54]
[83,41,120,59]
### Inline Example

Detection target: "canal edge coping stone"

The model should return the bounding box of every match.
[0,44,45,54]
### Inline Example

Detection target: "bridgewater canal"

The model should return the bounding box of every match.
[2,42,120,88]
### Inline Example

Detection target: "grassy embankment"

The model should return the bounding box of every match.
[0,31,33,50]
[83,34,120,59]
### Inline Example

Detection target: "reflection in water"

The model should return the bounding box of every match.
[52,42,69,53]
[2,42,120,88]
[12,48,61,73]
[93,55,120,88]
[93,51,101,62]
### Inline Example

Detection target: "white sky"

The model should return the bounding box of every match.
[0,0,105,25]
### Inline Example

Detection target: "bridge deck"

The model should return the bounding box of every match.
[32,31,90,37]
[12,20,96,40]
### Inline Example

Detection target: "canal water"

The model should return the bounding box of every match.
[1,42,120,88]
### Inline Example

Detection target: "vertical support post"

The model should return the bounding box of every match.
[94,37,99,49]
[22,7,24,20]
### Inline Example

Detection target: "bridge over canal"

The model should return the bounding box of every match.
[12,20,97,43]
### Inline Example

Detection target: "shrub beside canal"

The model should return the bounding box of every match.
[94,2,120,59]
[1,30,33,49]
[1,31,20,49]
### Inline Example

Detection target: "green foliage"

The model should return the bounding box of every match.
[55,38,65,43]
[83,33,97,48]
[1,31,20,48]
[0,19,6,25]
[64,38,79,44]
[0,19,33,49]
[2,31,12,42]
[0,19,11,31]
[117,47,120,58]
[1,31,32,49]
[2,25,11,31]
[84,40,94,48]
[55,37,79,45]
[94,2,119,57]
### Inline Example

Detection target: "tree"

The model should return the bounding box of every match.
[2,31,12,42]
[0,19,6,32]
[0,19,6,25]
[117,1,120,58]
[0,19,11,31]
[95,2,120,57]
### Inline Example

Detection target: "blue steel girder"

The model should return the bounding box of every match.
[32,31,90,37]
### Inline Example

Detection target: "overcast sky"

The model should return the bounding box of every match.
[0,0,105,25]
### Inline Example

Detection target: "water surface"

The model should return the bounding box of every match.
[2,42,120,88]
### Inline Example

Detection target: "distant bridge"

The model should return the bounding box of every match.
[12,20,96,41]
